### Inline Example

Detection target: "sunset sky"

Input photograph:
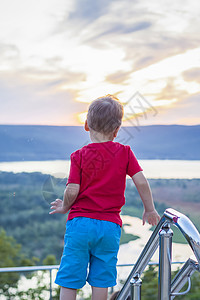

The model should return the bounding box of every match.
[0,0,200,126]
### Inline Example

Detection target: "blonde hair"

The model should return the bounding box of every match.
[87,95,123,135]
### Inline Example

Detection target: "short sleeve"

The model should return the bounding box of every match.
[126,146,143,177]
[66,150,81,185]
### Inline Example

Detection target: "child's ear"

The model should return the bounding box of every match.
[113,127,120,138]
[84,120,90,132]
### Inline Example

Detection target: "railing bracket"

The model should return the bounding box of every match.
[171,275,191,296]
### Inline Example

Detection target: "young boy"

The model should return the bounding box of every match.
[50,95,160,300]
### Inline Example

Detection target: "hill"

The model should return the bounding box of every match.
[0,124,200,161]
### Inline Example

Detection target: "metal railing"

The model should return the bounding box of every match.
[0,265,59,300]
[0,262,186,300]
[116,208,200,300]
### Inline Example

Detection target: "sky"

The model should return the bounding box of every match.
[0,0,200,126]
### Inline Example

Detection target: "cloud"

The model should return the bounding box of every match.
[21,66,87,89]
[0,43,19,57]
[154,78,189,102]
[122,93,200,126]
[54,0,199,79]
[182,68,200,84]
[0,43,20,68]
[0,69,88,125]
[4,0,198,76]
[161,93,200,125]
[0,0,200,125]
[105,71,132,85]
[54,0,113,36]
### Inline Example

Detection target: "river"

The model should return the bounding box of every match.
[0,159,200,178]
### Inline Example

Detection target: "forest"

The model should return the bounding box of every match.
[0,171,200,298]
[0,171,200,262]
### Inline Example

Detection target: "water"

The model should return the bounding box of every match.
[0,159,199,178]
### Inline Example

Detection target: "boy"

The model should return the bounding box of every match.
[50,95,160,300]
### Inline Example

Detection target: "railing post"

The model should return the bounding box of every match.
[116,216,166,300]
[49,269,52,300]
[130,275,142,300]
[158,223,173,300]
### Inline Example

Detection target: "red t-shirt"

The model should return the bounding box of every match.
[66,141,142,226]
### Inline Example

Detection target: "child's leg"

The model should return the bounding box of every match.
[91,286,108,300]
[60,287,77,300]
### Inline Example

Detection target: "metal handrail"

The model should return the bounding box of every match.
[0,262,187,300]
[164,208,200,265]
[0,265,60,300]
[0,261,186,273]
[116,208,200,300]
[0,265,60,273]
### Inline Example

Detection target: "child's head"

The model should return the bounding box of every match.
[86,95,123,137]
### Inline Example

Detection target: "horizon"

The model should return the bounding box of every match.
[0,1,200,126]
[0,123,200,128]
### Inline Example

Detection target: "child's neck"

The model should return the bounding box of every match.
[90,131,114,143]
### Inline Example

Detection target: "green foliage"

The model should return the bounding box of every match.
[0,229,21,267]
[121,205,142,219]
[188,271,200,300]
[42,255,56,266]
[0,229,37,297]
[0,171,200,298]
[0,231,59,299]
[141,265,200,300]
[0,172,66,263]
[120,225,139,245]
[0,172,200,264]
[141,265,158,300]
[171,226,188,244]
[174,270,200,300]
[0,229,21,294]
[124,178,200,235]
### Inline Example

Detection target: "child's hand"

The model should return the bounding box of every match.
[142,209,161,226]
[49,199,67,215]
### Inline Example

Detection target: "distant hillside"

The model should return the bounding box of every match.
[0,124,199,161]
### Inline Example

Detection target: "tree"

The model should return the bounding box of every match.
[42,254,56,266]
[141,265,158,300]
[141,264,200,300]
[0,229,37,298]
[0,229,23,295]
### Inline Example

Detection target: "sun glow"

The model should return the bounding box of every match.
[76,112,87,124]
[0,0,200,125]
[73,46,200,125]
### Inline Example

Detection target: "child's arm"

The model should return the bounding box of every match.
[49,183,80,215]
[132,171,160,226]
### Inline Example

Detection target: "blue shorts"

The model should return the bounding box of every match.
[55,217,121,289]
